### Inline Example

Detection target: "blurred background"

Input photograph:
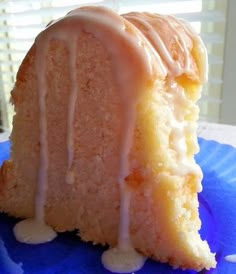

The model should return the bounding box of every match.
[0,0,235,133]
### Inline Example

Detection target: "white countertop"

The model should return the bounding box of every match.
[0,122,236,148]
[198,122,236,148]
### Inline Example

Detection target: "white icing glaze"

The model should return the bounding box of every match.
[14,219,56,244]
[14,40,57,243]
[170,16,208,82]
[124,13,192,77]
[159,14,191,72]
[116,103,136,250]
[66,37,78,185]
[66,170,75,185]
[35,40,50,223]
[225,254,236,263]
[125,14,182,76]
[125,12,208,83]
[102,247,146,273]
[118,177,132,249]
[102,183,147,272]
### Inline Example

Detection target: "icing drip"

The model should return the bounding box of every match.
[14,41,57,244]
[102,189,146,273]
[225,254,236,263]
[116,104,136,251]
[118,186,132,249]
[66,37,78,185]
[170,16,208,82]
[35,41,49,223]
[124,14,187,77]
[125,14,181,76]
[159,14,191,71]
[102,103,146,273]
[124,12,208,82]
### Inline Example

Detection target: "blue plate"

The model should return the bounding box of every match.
[1,138,236,274]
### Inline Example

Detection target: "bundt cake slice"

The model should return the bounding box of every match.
[0,6,216,272]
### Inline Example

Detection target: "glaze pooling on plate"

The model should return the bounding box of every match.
[102,247,146,273]
[14,219,57,245]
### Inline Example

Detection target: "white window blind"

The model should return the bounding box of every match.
[0,0,229,131]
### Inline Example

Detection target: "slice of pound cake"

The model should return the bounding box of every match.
[0,6,216,272]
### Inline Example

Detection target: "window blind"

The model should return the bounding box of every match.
[0,0,228,130]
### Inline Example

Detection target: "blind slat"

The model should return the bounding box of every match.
[0,0,203,10]
[0,25,43,32]
[175,11,225,22]
[208,55,223,65]
[0,49,26,54]
[0,38,34,43]
[200,96,222,103]
[0,3,102,19]
[0,9,224,24]
[202,33,224,44]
